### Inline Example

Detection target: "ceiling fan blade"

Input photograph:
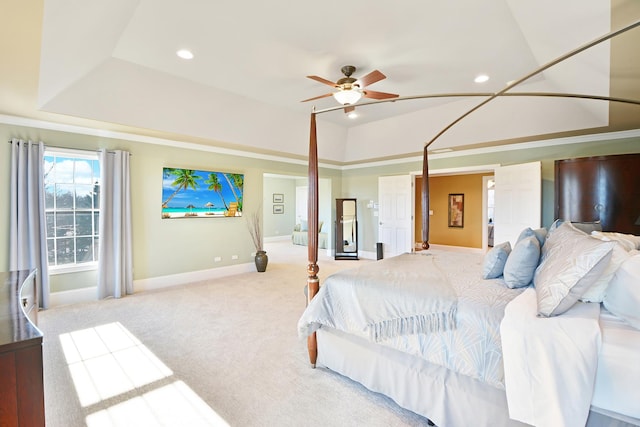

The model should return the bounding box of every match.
[301,93,333,102]
[307,75,338,87]
[358,70,386,87]
[363,90,399,100]
[344,105,355,114]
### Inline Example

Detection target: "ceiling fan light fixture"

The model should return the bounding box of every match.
[333,88,362,105]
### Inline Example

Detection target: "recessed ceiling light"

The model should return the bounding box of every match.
[474,74,489,83]
[176,49,194,60]
[348,112,358,119]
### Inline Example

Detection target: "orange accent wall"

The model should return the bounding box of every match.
[415,173,491,248]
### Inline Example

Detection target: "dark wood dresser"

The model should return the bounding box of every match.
[555,153,640,234]
[0,270,45,426]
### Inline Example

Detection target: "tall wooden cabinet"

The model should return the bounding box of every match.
[0,270,45,426]
[555,153,640,234]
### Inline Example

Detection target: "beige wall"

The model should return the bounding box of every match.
[415,174,491,249]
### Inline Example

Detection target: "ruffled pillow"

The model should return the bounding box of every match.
[591,231,640,252]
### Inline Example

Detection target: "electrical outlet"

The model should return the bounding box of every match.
[231,255,238,260]
[214,257,222,262]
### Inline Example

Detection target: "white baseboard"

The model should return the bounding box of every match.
[265,235,291,242]
[49,287,97,307]
[358,250,378,260]
[49,262,255,307]
[425,244,485,254]
[133,263,255,292]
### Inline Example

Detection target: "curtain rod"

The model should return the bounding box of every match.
[7,140,132,156]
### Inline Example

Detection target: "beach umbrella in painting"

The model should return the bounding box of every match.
[205,202,214,212]
[186,204,196,214]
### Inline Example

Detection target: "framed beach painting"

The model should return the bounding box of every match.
[161,167,244,219]
[448,193,464,228]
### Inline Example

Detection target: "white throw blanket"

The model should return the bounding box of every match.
[500,288,601,427]
[298,253,457,342]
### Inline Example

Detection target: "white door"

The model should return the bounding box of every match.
[493,162,542,247]
[378,175,412,257]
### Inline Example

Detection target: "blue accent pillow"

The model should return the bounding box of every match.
[517,227,547,247]
[482,241,512,279]
[503,235,540,289]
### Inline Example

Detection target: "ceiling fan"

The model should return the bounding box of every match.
[302,65,399,113]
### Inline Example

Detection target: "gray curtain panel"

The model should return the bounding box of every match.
[97,149,133,299]
[9,139,50,309]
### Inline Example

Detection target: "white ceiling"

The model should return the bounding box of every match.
[34,0,637,162]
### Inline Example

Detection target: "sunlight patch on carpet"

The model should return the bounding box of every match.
[59,322,229,426]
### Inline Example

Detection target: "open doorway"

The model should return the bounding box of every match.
[413,166,498,251]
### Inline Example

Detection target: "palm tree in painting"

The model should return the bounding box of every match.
[223,173,244,212]
[162,169,201,208]
[205,173,229,210]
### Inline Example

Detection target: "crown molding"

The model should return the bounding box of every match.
[2,113,638,172]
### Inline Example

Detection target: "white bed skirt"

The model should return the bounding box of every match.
[317,327,528,427]
[316,327,639,427]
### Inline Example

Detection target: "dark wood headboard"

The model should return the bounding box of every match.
[554,153,640,234]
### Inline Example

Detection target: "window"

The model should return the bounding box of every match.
[44,149,100,270]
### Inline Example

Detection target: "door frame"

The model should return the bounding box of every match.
[411,164,500,250]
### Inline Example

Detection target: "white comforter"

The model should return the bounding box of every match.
[501,288,601,427]
[298,252,457,342]
[300,249,526,388]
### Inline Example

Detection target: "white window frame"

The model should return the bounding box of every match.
[44,147,100,275]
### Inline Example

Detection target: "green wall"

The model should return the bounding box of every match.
[263,176,296,237]
[0,122,321,292]
[340,137,640,251]
[1,120,639,293]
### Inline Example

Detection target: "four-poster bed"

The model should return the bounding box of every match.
[300,20,640,427]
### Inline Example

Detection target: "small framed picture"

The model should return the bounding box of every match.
[448,193,464,228]
[273,204,284,214]
[273,193,284,203]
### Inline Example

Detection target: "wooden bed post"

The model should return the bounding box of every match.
[421,146,430,249]
[307,112,320,368]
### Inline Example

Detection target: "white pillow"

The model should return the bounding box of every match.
[579,242,630,303]
[482,241,511,279]
[534,222,614,317]
[300,220,308,231]
[591,231,640,252]
[503,236,540,289]
[603,254,640,330]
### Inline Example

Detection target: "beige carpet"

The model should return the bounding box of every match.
[39,241,432,426]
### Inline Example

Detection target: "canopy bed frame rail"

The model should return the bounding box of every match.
[304,19,640,368]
